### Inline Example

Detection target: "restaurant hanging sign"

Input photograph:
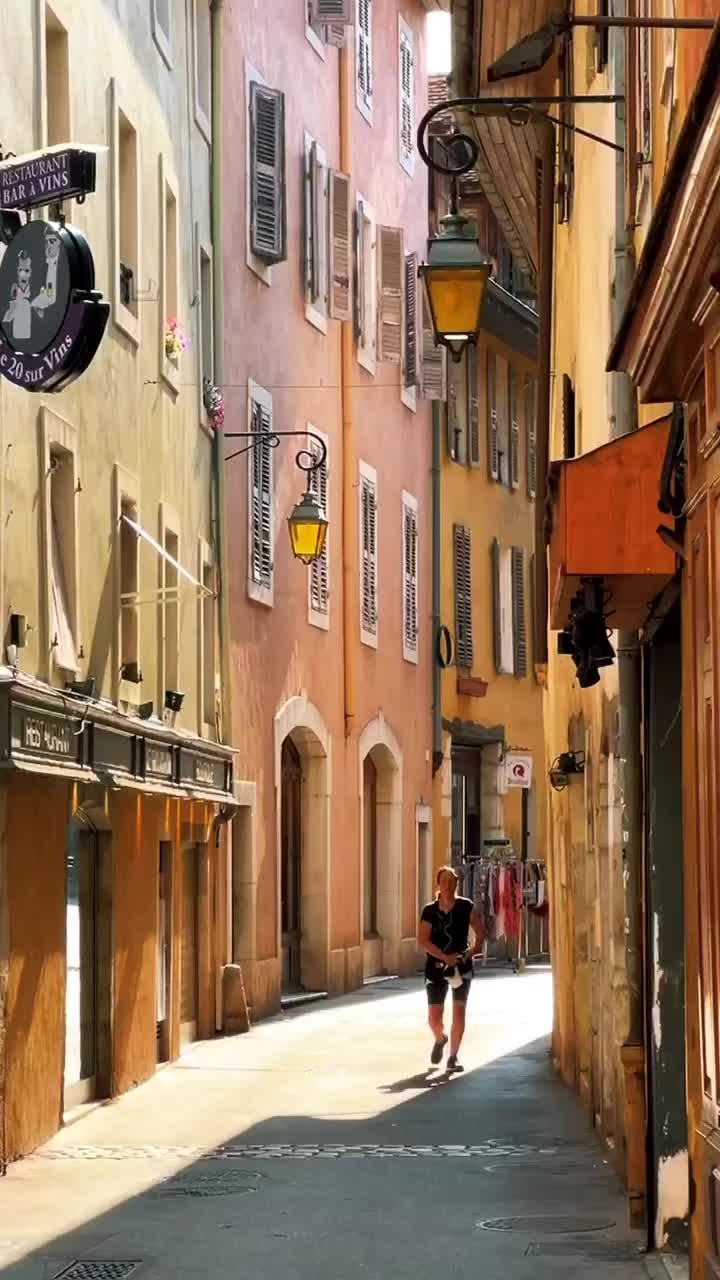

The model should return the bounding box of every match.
[0,147,97,212]
[0,148,107,393]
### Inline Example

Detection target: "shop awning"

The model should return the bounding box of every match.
[548,420,676,631]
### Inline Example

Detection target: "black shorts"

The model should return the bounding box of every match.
[425,975,472,1006]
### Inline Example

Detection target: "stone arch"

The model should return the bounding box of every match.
[274,697,331,993]
[358,716,403,977]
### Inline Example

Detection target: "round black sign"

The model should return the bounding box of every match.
[0,219,108,393]
[0,220,71,355]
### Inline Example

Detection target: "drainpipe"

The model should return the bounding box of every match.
[431,403,442,775]
[535,119,554,672]
[339,45,355,739]
[607,3,645,1230]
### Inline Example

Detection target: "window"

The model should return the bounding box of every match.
[557,33,574,224]
[304,134,329,332]
[161,162,180,389]
[420,296,446,400]
[562,373,576,459]
[402,492,418,664]
[119,498,140,684]
[509,368,520,490]
[198,235,214,428]
[592,0,609,76]
[152,0,173,67]
[359,461,378,647]
[637,0,652,164]
[377,224,404,364]
[45,5,70,148]
[247,380,274,607]
[492,540,514,675]
[526,378,537,498]
[401,252,418,411]
[111,81,140,343]
[49,445,78,677]
[329,170,352,321]
[198,539,216,733]
[447,357,466,464]
[308,431,330,629]
[247,68,286,277]
[468,351,480,467]
[398,17,414,175]
[161,516,180,700]
[487,350,498,480]
[453,525,472,671]
[355,195,376,373]
[511,547,527,677]
[357,0,373,122]
[193,0,212,140]
[307,0,355,53]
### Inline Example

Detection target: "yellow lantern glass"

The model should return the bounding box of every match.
[287,490,329,565]
[420,212,492,359]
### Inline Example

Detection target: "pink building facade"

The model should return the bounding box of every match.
[222,0,436,1016]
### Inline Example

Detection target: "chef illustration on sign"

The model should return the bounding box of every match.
[31,226,62,314]
[3,250,33,341]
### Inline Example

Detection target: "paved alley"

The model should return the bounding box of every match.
[1,971,672,1280]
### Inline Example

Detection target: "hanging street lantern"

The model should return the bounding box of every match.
[287,489,329,565]
[419,211,492,363]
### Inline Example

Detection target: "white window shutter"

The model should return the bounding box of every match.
[511,546,527,677]
[403,500,418,659]
[310,0,355,21]
[399,26,414,170]
[250,83,286,264]
[309,443,329,615]
[420,295,446,399]
[492,538,501,673]
[323,23,347,46]
[51,512,77,673]
[403,252,418,386]
[377,225,404,364]
[453,524,472,671]
[250,397,273,589]
[329,170,352,322]
[361,475,378,635]
[510,369,520,490]
[357,0,373,107]
[487,349,499,480]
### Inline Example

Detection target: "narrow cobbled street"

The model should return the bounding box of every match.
[1,972,675,1280]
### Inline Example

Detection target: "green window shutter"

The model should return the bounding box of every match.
[250,83,286,264]
[511,546,527,677]
[453,524,472,671]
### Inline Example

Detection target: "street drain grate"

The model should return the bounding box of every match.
[53,1265,142,1280]
[148,1170,263,1198]
[477,1216,615,1234]
[526,1241,646,1262]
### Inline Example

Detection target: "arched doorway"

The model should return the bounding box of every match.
[359,719,403,980]
[281,737,303,991]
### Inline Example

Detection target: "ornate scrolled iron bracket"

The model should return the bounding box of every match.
[223,429,327,473]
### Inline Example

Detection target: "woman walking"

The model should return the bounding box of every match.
[418,866,485,1071]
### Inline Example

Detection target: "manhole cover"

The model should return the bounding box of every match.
[149,1170,262,1198]
[477,1216,615,1234]
[53,1266,142,1280]
[526,1241,645,1261]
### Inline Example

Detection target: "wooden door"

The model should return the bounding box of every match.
[180,845,199,1044]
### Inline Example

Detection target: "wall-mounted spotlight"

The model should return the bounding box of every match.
[66,678,96,699]
[138,701,154,720]
[163,689,184,727]
[549,751,586,792]
[120,661,143,684]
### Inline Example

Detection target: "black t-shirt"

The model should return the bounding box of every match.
[420,896,474,981]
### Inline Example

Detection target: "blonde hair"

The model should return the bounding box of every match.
[436,865,459,888]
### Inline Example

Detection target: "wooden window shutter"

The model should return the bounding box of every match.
[250,82,286,264]
[562,373,576,459]
[357,0,373,107]
[420,295,447,399]
[403,502,418,657]
[399,26,414,167]
[361,475,378,634]
[511,547,527,677]
[309,446,329,614]
[509,368,520,490]
[487,350,499,480]
[403,252,418,387]
[492,538,501,673]
[377,225,404,363]
[250,398,273,589]
[309,0,355,20]
[468,354,480,467]
[453,524,473,671]
[526,378,537,497]
[447,375,459,461]
[329,171,352,322]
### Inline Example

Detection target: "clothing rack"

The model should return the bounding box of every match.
[459,852,549,972]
